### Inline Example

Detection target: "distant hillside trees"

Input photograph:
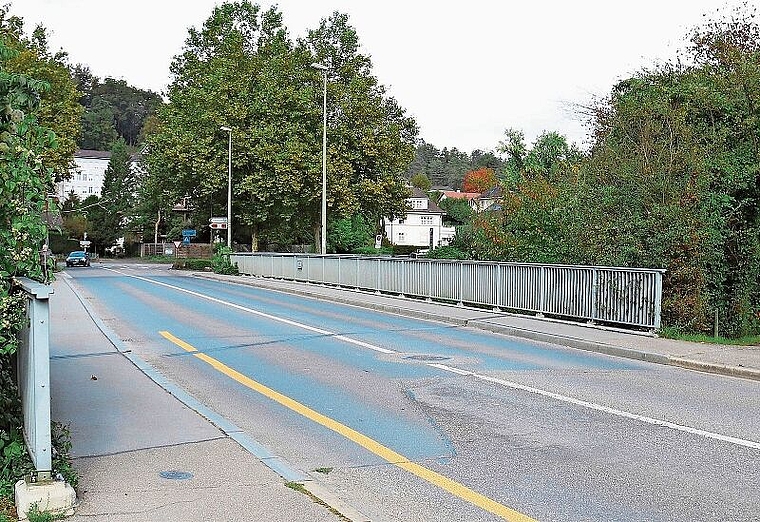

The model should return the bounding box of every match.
[404,141,504,189]
[73,66,162,150]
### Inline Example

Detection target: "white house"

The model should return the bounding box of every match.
[56,149,111,201]
[383,188,456,248]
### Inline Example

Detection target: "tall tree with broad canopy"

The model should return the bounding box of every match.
[143,2,417,251]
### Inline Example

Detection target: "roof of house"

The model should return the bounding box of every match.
[408,187,445,214]
[441,190,481,201]
[74,149,112,160]
[479,185,503,199]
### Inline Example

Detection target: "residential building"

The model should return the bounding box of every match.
[57,149,111,201]
[477,185,503,212]
[383,188,456,248]
[438,190,482,212]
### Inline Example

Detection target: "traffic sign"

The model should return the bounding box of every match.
[182,229,197,237]
[209,217,228,224]
[80,240,91,247]
[210,223,228,230]
[182,236,191,245]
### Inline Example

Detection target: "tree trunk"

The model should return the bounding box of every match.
[313,222,321,254]
[251,225,259,252]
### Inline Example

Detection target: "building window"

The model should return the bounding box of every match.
[88,186,93,193]
[420,216,433,225]
[398,232,405,242]
[398,219,405,224]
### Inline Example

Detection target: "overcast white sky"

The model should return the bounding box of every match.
[8,0,751,152]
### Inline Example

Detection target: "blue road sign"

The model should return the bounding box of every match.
[182,229,197,237]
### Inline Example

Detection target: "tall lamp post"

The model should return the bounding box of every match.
[311,63,328,254]
[220,126,233,248]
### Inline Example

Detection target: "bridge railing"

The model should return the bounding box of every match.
[230,253,664,329]
[14,277,53,481]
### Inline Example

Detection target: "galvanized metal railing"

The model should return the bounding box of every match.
[14,277,53,481]
[230,253,665,329]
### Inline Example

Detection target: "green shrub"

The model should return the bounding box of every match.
[0,429,34,499]
[211,246,238,275]
[425,246,469,260]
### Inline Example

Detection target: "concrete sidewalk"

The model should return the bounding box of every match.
[194,272,760,381]
[49,275,362,522]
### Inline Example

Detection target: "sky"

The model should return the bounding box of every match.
[7,0,752,152]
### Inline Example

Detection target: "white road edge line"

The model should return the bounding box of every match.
[428,363,760,450]
[104,268,760,451]
[102,267,396,354]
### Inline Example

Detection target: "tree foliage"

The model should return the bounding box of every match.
[405,140,505,189]
[453,6,760,337]
[0,16,58,438]
[86,139,135,250]
[143,2,417,251]
[462,167,496,193]
[73,65,163,150]
[0,8,81,182]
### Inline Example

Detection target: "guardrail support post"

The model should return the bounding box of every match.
[13,277,76,518]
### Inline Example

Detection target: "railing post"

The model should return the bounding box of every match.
[457,261,463,306]
[14,278,53,480]
[539,265,547,316]
[591,267,598,323]
[654,270,663,329]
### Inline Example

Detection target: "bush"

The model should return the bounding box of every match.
[212,246,238,275]
[425,246,469,260]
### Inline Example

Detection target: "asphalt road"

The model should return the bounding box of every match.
[65,263,760,522]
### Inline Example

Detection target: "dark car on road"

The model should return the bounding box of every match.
[65,251,90,267]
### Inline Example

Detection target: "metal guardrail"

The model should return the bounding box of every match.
[230,254,665,329]
[14,277,53,481]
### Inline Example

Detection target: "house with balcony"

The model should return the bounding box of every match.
[383,188,456,249]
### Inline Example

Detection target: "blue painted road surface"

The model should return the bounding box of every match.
[64,265,760,522]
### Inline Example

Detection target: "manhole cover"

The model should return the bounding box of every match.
[159,470,193,480]
[404,354,451,362]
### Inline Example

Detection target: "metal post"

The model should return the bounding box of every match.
[220,126,233,248]
[320,70,327,255]
[311,63,329,255]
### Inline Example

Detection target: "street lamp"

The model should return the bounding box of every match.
[220,126,232,248]
[311,62,328,254]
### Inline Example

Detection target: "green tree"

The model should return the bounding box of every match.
[0,8,82,181]
[410,172,431,191]
[79,97,117,150]
[438,197,473,226]
[302,11,417,244]
[0,20,57,437]
[88,139,134,249]
[143,2,417,252]
[328,214,374,253]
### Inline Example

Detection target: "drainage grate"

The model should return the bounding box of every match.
[159,470,193,480]
[404,354,451,362]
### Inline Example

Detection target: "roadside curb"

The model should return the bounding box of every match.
[667,357,760,381]
[192,272,760,381]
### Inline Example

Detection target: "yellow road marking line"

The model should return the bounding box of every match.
[159,330,537,522]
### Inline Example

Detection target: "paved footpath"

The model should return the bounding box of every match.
[50,274,363,522]
[46,268,759,521]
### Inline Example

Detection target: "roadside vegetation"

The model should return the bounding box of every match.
[0,8,78,517]
[421,5,760,340]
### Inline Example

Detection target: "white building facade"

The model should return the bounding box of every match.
[383,188,456,248]
[56,150,111,201]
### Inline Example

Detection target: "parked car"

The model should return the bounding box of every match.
[65,251,90,267]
